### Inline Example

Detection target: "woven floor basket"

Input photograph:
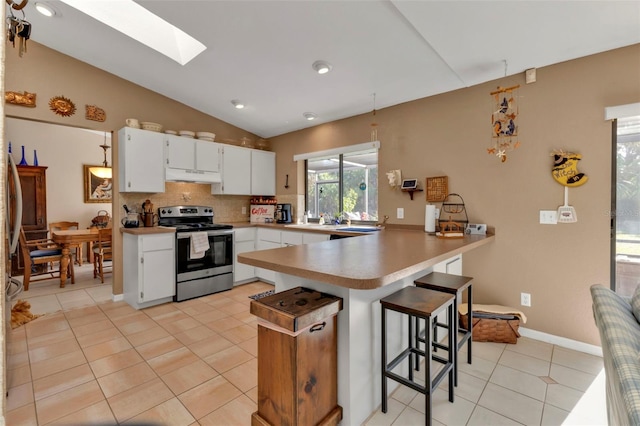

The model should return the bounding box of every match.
[459,313,520,344]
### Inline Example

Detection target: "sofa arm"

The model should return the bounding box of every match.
[590,284,640,425]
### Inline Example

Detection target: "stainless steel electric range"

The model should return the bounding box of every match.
[158,205,234,302]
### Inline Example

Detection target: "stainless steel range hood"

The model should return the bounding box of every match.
[165,168,222,184]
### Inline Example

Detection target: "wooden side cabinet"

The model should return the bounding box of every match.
[9,165,48,276]
[250,287,343,426]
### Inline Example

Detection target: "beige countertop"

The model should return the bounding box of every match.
[238,229,494,290]
[120,226,176,235]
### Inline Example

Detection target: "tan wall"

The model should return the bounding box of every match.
[4,42,258,295]
[272,44,640,345]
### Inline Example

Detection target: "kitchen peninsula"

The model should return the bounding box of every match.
[238,229,494,425]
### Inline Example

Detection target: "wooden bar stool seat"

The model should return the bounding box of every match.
[414,272,474,386]
[380,286,455,426]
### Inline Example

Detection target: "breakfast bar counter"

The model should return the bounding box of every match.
[239,229,494,425]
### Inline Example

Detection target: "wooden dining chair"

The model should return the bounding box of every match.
[93,227,112,283]
[49,221,83,265]
[19,227,74,291]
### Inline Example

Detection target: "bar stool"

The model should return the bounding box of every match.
[414,272,474,386]
[381,286,455,426]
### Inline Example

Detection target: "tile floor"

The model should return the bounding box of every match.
[6,264,607,425]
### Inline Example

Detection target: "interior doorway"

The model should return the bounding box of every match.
[613,115,640,297]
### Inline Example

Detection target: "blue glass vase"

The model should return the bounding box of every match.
[18,145,28,165]
[8,141,11,153]
[33,150,38,166]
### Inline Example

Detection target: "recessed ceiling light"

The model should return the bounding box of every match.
[231,100,245,109]
[35,2,56,17]
[312,60,332,75]
[59,0,206,65]
[303,112,317,121]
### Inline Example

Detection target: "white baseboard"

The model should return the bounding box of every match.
[519,327,603,357]
[112,294,124,302]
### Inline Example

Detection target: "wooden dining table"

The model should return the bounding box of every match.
[52,228,101,287]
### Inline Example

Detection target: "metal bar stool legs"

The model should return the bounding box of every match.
[381,287,455,426]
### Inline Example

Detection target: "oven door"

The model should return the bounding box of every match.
[176,230,234,281]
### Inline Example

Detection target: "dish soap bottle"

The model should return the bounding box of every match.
[318,214,325,225]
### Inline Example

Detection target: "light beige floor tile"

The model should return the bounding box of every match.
[160,359,219,395]
[188,333,234,359]
[148,346,200,375]
[35,380,104,425]
[5,402,38,426]
[70,318,116,337]
[478,382,544,425]
[204,345,254,373]
[56,289,94,303]
[124,397,196,425]
[222,358,257,392]
[217,301,248,315]
[499,350,551,377]
[245,386,258,404]
[237,336,258,357]
[179,301,219,316]
[63,305,103,320]
[447,370,487,404]
[178,375,242,420]
[141,302,180,319]
[550,363,599,392]
[49,400,116,425]
[85,285,113,303]
[205,316,245,333]
[6,381,34,411]
[100,303,140,320]
[458,354,497,381]
[58,291,97,311]
[107,377,174,423]
[232,310,259,324]
[25,314,69,339]
[76,327,124,348]
[82,336,133,362]
[28,337,79,363]
[505,336,554,362]
[541,403,570,426]
[467,405,522,425]
[126,325,171,347]
[8,364,32,388]
[30,350,87,380]
[552,347,604,375]
[410,387,475,425]
[89,348,144,378]
[154,310,192,325]
[26,328,76,349]
[199,394,256,425]
[33,364,94,401]
[98,362,158,398]
[7,335,28,355]
[20,294,63,316]
[391,382,419,405]
[545,383,585,412]
[220,323,256,344]
[490,364,548,401]
[364,397,405,426]
[7,349,29,370]
[192,309,229,324]
[391,406,431,426]
[115,316,158,336]
[161,317,202,335]
[66,311,109,328]
[136,335,184,361]
[468,340,506,363]
[174,324,217,345]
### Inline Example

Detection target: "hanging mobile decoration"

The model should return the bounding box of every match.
[487,84,520,162]
[370,93,378,142]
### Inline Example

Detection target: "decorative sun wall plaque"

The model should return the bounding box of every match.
[85,105,106,122]
[49,95,76,117]
[5,90,36,107]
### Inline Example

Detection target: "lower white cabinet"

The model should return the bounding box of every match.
[234,227,256,284]
[433,254,462,275]
[123,232,175,309]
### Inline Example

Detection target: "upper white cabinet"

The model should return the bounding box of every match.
[251,150,276,196]
[165,135,221,173]
[118,127,165,193]
[213,145,251,195]
[213,146,275,196]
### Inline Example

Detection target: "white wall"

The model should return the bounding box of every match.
[5,117,113,230]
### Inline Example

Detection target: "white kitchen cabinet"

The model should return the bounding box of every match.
[302,233,330,244]
[251,150,276,196]
[255,228,282,282]
[234,227,256,284]
[123,232,175,309]
[282,231,303,246]
[433,254,462,275]
[118,127,165,193]
[212,145,252,195]
[165,135,221,173]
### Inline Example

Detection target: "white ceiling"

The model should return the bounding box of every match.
[18,1,640,138]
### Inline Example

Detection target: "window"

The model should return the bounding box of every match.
[302,144,378,223]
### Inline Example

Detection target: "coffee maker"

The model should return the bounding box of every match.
[275,203,292,223]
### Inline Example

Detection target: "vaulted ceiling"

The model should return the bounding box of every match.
[20,1,640,137]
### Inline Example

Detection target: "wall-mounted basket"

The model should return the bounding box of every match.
[438,193,468,231]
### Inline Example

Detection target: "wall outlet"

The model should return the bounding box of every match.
[539,210,558,224]
[521,292,531,307]
[397,207,404,219]
[242,206,247,215]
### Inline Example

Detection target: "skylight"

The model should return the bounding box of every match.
[60,0,206,65]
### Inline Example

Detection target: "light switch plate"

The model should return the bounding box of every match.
[540,210,558,224]
[397,208,404,219]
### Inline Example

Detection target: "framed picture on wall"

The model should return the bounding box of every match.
[84,164,112,203]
